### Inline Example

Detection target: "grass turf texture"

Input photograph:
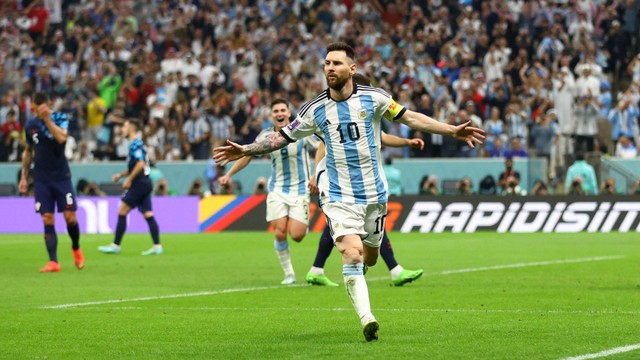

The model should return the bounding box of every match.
[0,232,638,359]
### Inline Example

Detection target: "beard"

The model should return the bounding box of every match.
[326,73,349,90]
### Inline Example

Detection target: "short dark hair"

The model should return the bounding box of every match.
[271,98,289,108]
[352,73,371,86]
[326,42,355,62]
[33,92,49,105]
[126,118,142,131]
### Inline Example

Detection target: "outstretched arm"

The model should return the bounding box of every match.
[212,132,290,166]
[397,109,485,148]
[219,156,252,186]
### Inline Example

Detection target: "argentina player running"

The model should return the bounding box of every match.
[218,99,317,285]
[19,92,84,273]
[214,42,485,341]
[98,119,162,255]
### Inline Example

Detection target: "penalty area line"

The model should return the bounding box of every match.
[560,343,640,360]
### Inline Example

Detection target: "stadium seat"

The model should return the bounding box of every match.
[99,183,124,196]
[0,183,17,196]
[441,179,460,195]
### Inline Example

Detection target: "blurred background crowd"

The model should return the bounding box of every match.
[1,0,640,195]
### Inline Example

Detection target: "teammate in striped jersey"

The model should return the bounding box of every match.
[218,99,318,285]
[20,92,84,273]
[213,42,485,341]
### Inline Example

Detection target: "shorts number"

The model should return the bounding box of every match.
[373,214,386,234]
[336,122,360,144]
[66,193,73,205]
[32,133,39,144]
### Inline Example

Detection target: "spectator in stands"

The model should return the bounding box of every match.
[573,93,600,154]
[182,108,210,160]
[1,109,21,162]
[608,97,639,151]
[506,137,528,158]
[489,137,508,158]
[532,109,558,179]
[614,136,638,159]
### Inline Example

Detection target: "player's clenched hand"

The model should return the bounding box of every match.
[212,140,246,166]
[308,177,318,195]
[122,178,132,190]
[408,138,424,150]
[18,178,28,194]
[452,121,486,148]
[218,175,231,186]
[112,173,121,183]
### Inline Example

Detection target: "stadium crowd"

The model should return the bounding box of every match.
[1,0,640,193]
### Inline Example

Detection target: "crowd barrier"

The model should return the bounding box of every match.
[2,195,639,234]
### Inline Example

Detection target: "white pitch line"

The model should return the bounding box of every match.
[40,285,305,309]
[73,306,640,316]
[40,255,624,309]
[560,343,640,360]
[431,256,624,276]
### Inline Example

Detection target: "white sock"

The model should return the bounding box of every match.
[275,240,294,277]
[389,265,404,279]
[343,264,374,325]
[310,266,324,275]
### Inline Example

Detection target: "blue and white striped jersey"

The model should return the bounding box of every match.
[256,127,317,196]
[281,84,406,205]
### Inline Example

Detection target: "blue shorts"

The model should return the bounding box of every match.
[34,179,78,213]
[121,180,153,213]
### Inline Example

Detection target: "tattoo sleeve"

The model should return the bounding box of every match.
[245,132,290,156]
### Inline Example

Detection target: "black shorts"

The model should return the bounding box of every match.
[34,179,78,213]
[121,181,153,213]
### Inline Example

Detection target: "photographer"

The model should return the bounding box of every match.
[420,175,439,196]
[599,177,619,195]
[569,177,585,195]
[564,152,597,195]
[456,177,474,196]
[501,175,526,196]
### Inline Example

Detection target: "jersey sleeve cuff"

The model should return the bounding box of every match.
[279,129,295,143]
[393,107,407,121]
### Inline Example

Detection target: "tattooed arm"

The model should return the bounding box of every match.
[212,132,292,166]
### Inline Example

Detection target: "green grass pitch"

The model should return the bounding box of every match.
[0,231,638,359]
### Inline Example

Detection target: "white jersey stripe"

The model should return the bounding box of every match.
[336,101,367,204]
[257,128,310,196]
[314,104,342,201]
[360,94,387,203]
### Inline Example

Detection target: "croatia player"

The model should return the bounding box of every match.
[218,99,317,285]
[19,92,84,273]
[214,42,485,341]
[98,119,162,255]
